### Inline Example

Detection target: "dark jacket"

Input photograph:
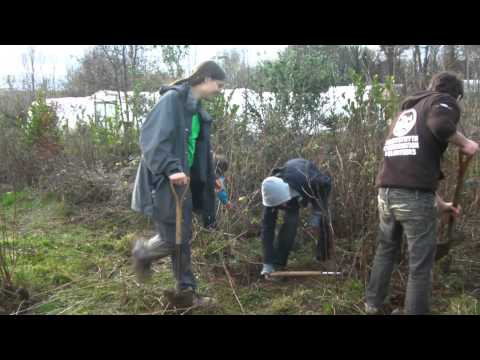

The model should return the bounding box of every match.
[376,90,460,191]
[131,84,216,224]
[271,158,331,211]
[261,159,332,264]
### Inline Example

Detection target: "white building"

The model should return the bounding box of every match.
[45,90,160,129]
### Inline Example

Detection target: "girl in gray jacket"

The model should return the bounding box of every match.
[131,61,226,307]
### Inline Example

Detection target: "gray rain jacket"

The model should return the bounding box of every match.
[131,84,216,225]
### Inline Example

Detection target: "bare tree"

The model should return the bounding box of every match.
[443,45,459,71]
[379,45,410,79]
[22,47,37,100]
[215,48,251,88]
[100,45,137,123]
[5,75,16,90]
[159,45,190,79]
[412,45,440,89]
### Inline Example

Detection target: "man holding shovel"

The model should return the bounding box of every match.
[365,72,479,315]
[131,61,226,307]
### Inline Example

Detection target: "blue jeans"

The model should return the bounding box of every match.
[366,188,438,314]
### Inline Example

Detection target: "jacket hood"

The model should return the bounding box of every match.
[400,90,447,110]
[159,84,201,114]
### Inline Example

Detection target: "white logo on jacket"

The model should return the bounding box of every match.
[393,109,417,137]
[384,109,419,157]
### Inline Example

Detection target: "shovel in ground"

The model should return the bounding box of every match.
[163,178,195,309]
[436,151,473,261]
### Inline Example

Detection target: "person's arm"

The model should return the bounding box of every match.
[427,98,460,143]
[140,92,187,185]
[310,174,331,213]
[215,177,233,209]
[435,192,461,217]
[448,131,479,156]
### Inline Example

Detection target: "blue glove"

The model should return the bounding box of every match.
[217,189,228,205]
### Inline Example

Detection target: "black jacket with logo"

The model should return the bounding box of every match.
[376,90,460,192]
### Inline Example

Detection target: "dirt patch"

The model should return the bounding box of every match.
[211,261,263,286]
[0,285,32,315]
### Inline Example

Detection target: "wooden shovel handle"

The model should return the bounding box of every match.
[169,178,190,206]
[169,178,190,247]
[268,271,342,277]
[446,151,473,236]
[452,151,473,208]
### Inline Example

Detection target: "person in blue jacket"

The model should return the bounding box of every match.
[204,153,233,229]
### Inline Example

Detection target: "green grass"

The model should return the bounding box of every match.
[1,189,479,315]
[443,295,479,315]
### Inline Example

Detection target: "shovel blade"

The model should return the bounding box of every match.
[164,288,194,309]
[435,229,466,261]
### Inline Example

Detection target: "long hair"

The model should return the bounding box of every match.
[170,60,226,86]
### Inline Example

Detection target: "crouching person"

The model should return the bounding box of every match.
[130,61,226,307]
[260,158,333,279]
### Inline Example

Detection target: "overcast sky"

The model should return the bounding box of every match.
[0,45,288,88]
[0,45,382,89]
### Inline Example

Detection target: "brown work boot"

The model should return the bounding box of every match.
[164,287,218,309]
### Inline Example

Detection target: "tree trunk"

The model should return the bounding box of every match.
[465,45,470,81]
[444,45,457,71]
[122,46,130,124]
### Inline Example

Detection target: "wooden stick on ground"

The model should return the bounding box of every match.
[268,271,342,277]
[222,260,245,314]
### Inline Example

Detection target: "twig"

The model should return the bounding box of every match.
[161,302,170,315]
[230,248,263,265]
[138,300,170,316]
[222,259,245,314]
[454,258,480,265]
[13,299,49,315]
[13,300,25,315]
[352,303,365,314]
[180,305,196,315]
[395,268,406,287]
[30,277,88,299]
[56,298,90,315]
[107,258,129,279]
